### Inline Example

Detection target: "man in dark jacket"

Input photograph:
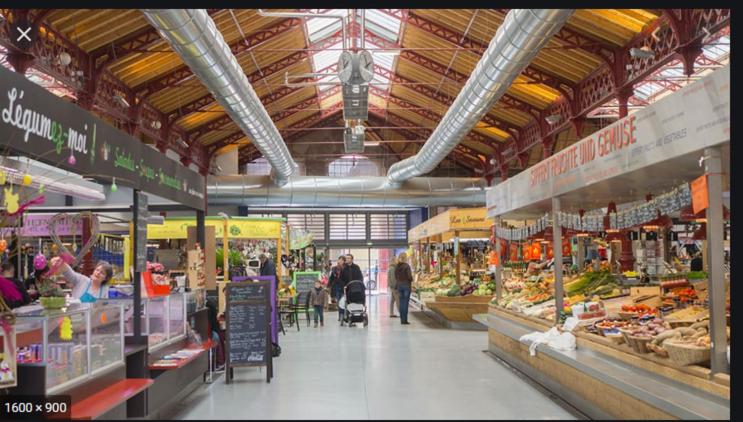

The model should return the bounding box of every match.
[259,253,277,287]
[343,254,364,284]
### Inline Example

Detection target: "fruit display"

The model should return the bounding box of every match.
[620,303,656,319]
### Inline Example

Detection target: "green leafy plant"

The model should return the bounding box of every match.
[216,248,244,269]
[38,277,65,298]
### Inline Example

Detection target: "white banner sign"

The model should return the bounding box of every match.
[487,65,730,217]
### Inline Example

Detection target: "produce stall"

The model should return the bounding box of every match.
[484,66,729,419]
[147,216,286,314]
[408,208,494,329]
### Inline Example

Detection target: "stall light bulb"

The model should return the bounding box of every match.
[22,174,32,186]
[110,178,118,193]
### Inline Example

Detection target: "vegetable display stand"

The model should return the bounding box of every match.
[434,295,493,304]
[489,306,729,400]
[486,307,729,419]
[425,301,489,330]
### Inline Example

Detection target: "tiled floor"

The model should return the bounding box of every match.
[171,295,577,420]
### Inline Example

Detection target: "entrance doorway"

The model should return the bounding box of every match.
[328,247,407,295]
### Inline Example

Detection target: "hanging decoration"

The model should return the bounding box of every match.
[554,182,692,232]
[494,213,550,241]
[34,253,47,271]
[21,174,32,187]
[110,177,118,193]
[3,185,19,214]
[0,239,6,254]
[0,171,5,185]
[59,316,73,341]
[38,184,45,194]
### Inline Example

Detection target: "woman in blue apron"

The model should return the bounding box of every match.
[49,257,113,302]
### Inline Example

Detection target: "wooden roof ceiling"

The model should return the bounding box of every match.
[29,9,669,173]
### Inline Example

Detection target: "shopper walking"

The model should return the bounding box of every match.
[387,256,399,318]
[309,280,328,327]
[329,256,346,321]
[343,254,364,283]
[394,252,414,325]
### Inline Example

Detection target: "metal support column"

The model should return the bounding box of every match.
[455,231,461,285]
[704,146,728,374]
[132,190,143,344]
[552,197,564,326]
[196,210,205,252]
[495,217,502,303]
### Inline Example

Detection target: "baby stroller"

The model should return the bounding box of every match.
[341,280,368,327]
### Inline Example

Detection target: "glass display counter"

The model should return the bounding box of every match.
[103,292,187,352]
[13,302,124,394]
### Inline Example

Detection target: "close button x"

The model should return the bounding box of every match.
[16,26,31,42]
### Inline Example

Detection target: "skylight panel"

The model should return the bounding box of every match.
[312,41,343,71]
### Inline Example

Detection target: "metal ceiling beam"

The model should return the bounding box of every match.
[370,86,504,148]
[497,9,729,168]
[133,17,302,97]
[403,11,576,90]
[89,9,222,70]
[165,28,347,122]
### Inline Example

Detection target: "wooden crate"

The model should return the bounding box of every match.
[435,295,493,304]
[427,301,490,322]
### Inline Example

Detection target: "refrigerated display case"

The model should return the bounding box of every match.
[13,302,124,395]
[104,292,187,352]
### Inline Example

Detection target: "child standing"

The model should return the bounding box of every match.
[309,280,328,327]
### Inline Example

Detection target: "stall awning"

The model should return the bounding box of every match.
[408,207,493,242]
[487,66,730,219]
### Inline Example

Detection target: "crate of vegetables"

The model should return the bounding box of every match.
[619,318,671,354]
[618,303,655,320]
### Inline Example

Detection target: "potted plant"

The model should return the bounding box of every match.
[38,278,66,310]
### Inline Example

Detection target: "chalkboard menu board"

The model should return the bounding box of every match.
[135,192,149,272]
[225,281,273,383]
[292,271,321,295]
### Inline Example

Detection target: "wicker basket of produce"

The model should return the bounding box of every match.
[663,339,711,366]
[647,342,669,358]
[626,334,654,353]
[604,331,626,345]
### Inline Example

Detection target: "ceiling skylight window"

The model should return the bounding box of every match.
[306,9,349,43]
[312,41,343,72]
[358,9,402,43]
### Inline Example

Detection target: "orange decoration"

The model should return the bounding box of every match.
[562,239,571,256]
[531,243,541,259]
[100,312,108,324]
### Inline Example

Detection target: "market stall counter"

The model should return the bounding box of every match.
[484,66,730,419]
[409,207,494,329]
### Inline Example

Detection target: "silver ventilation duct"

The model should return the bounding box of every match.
[141,9,298,186]
[386,9,574,183]
[207,176,489,207]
